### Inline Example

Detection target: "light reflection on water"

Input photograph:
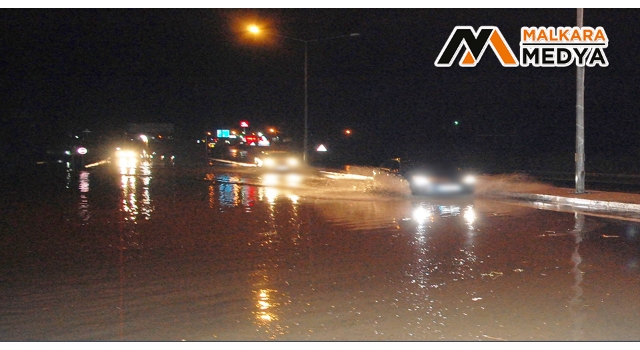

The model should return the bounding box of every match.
[208,172,303,213]
[405,203,481,313]
[118,163,154,249]
[250,288,287,339]
[78,171,90,222]
[8,165,640,341]
[199,172,639,340]
[251,186,300,339]
[310,198,484,338]
[206,170,304,339]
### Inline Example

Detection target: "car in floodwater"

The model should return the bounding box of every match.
[373,157,476,196]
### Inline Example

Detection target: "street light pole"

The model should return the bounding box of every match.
[576,8,586,194]
[248,26,359,164]
[304,41,308,164]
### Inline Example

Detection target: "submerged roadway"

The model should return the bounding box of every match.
[1,163,639,341]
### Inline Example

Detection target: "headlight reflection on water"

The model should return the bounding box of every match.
[264,187,279,204]
[413,206,434,224]
[285,173,302,185]
[260,173,303,188]
[262,173,279,187]
[464,205,476,226]
[210,172,303,211]
[410,204,476,231]
[78,171,90,222]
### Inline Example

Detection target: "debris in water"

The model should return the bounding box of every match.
[539,232,570,237]
[481,271,503,279]
[482,334,507,341]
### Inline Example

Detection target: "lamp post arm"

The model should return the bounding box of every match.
[270,32,361,44]
[306,33,361,43]
[270,33,307,43]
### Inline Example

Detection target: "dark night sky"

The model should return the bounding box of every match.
[2,8,639,168]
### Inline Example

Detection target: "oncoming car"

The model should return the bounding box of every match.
[254,150,302,171]
[374,157,476,196]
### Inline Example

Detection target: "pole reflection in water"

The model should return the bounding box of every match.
[570,212,585,341]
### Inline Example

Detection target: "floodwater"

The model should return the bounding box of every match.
[1,164,639,341]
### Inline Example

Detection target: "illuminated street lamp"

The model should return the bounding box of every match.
[248,25,359,164]
[248,25,260,34]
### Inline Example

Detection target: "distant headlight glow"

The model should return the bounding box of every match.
[287,157,299,166]
[116,150,137,158]
[264,158,276,167]
[463,175,476,185]
[412,175,430,186]
[117,156,137,168]
[116,150,138,168]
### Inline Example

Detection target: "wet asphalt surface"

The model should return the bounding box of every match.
[1,163,639,341]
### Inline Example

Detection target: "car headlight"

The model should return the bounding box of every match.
[264,158,275,167]
[463,175,476,185]
[116,150,137,158]
[412,175,430,186]
[287,157,299,166]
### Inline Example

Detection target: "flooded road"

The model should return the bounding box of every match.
[1,164,639,341]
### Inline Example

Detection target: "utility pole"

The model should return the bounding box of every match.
[575,8,586,194]
[303,41,308,164]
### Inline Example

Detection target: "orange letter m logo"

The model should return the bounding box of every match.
[435,26,519,67]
